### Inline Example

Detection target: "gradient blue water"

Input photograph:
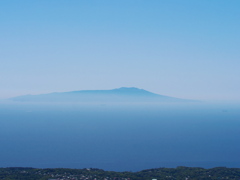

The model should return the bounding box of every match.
[0,102,240,171]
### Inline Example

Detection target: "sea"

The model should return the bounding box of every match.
[0,101,240,171]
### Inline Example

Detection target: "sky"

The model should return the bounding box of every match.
[0,0,240,101]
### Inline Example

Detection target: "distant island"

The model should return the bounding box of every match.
[1,166,240,180]
[9,87,196,103]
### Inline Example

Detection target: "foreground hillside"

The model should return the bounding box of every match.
[1,166,240,180]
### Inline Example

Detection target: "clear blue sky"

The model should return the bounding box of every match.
[1,0,240,101]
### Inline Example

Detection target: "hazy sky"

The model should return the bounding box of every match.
[1,0,240,101]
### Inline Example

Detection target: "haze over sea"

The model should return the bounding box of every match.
[1,101,240,171]
[1,0,240,172]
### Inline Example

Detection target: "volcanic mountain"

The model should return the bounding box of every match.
[9,87,194,103]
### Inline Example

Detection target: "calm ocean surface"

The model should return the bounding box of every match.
[0,102,240,171]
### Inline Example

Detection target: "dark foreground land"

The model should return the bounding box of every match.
[1,167,240,180]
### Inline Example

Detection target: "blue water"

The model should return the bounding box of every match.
[0,102,240,171]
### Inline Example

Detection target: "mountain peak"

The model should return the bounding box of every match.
[9,87,195,103]
[115,87,141,90]
[110,87,157,96]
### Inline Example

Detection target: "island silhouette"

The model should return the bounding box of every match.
[9,87,195,103]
